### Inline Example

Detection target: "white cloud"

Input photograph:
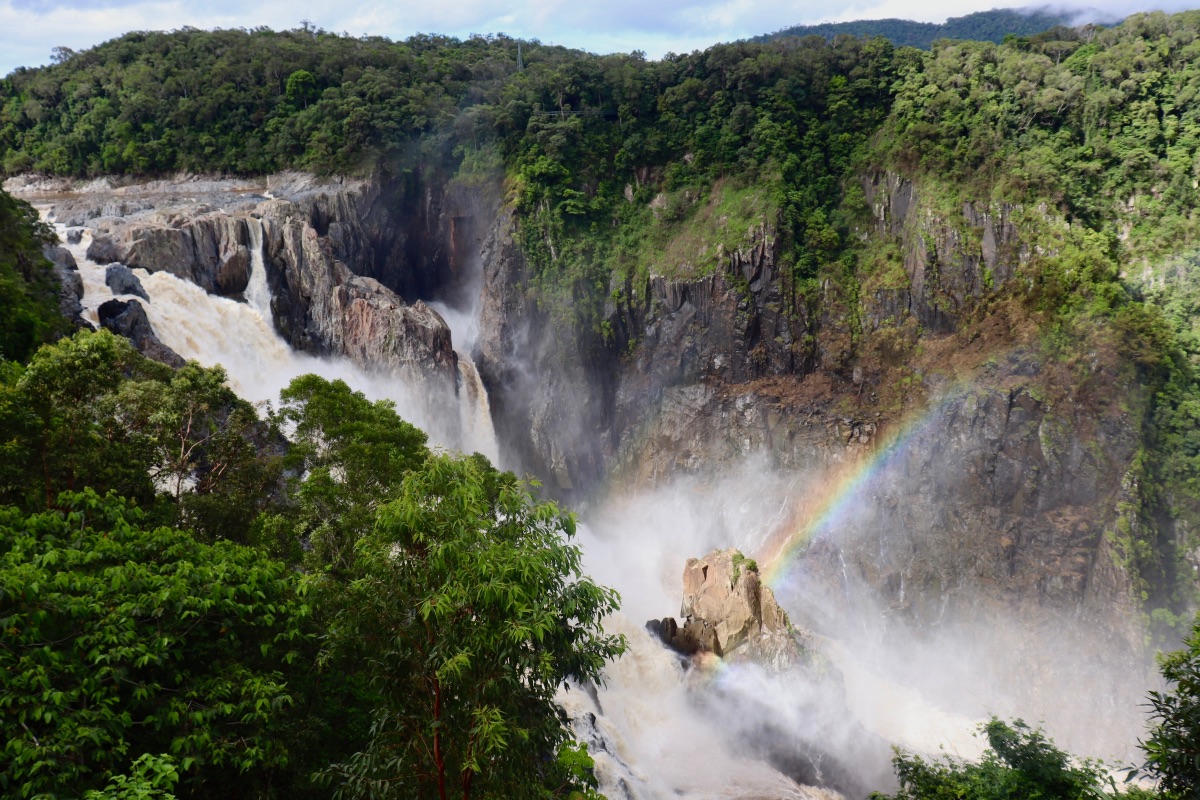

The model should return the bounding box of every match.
[1,0,1194,76]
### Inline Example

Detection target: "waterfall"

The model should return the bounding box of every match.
[41,204,995,799]
[456,357,500,463]
[48,211,496,456]
[243,217,273,323]
[428,297,500,465]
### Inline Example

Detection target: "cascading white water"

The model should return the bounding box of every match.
[557,619,840,800]
[49,211,497,457]
[430,291,500,465]
[243,217,273,322]
[456,358,500,463]
[564,466,988,800]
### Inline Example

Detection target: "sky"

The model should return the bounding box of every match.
[2,0,1198,77]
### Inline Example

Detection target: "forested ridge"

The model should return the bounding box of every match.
[5,9,1200,799]
[752,8,1083,49]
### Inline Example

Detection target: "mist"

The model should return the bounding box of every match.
[562,426,1157,796]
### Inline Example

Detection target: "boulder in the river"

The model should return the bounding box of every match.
[105,264,149,300]
[66,228,83,245]
[97,298,185,368]
[86,233,125,265]
[650,548,804,672]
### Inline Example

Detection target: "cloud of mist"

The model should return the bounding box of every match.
[566,430,1159,797]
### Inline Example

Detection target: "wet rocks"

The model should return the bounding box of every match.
[215,244,251,294]
[97,298,185,368]
[330,275,457,381]
[649,548,803,672]
[86,233,125,265]
[42,244,89,330]
[104,264,148,300]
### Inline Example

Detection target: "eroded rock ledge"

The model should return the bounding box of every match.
[11,173,463,405]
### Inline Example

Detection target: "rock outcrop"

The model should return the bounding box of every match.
[39,174,467,405]
[42,244,89,330]
[87,211,255,296]
[647,549,893,798]
[860,171,1027,334]
[649,548,805,673]
[97,298,185,368]
[105,264,148,300]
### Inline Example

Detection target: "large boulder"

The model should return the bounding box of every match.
[97,299,185,368]
[86,233,125,265]
[105,264,149,300]
[649,547,804,672]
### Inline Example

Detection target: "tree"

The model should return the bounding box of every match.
[110,361,284,543]
[0,490,312,798]
[317,453,624,800]
[870,718,1150,800]
[1,329,169,511]
[0,330,281,542]
[256,374,428,571]
[285,70,318,109]
[1140,613,1200,797]
[0,189,65,361]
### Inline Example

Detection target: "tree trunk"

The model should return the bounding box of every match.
[434,678,447,800]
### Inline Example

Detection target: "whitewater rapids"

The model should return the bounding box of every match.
[56,216,498,460]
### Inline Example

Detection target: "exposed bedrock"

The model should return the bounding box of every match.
[97,298,185,368]
[649,548,805,671]
[41,171,498,400]
[475,172,1034,493]
[42,244,90,330]
[474,169,1157,757]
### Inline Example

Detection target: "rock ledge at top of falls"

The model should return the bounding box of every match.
[11,173,461,406]
[647,548,808,673]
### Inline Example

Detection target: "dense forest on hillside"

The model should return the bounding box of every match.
[752,8,1082,49]
[7,10,1200,797]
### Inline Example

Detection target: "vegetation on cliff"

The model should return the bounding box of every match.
[7,10,1200,796]
[0,190,65,360]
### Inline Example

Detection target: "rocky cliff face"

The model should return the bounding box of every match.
[859,172,1028,334]
[41,243,89,330]
[474,169,1157,754]
[32,172,477,403]
[476,172,1039,489]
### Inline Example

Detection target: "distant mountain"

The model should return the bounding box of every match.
[752,8,1103,49]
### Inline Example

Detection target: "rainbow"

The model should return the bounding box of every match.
[758,391,964,589]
